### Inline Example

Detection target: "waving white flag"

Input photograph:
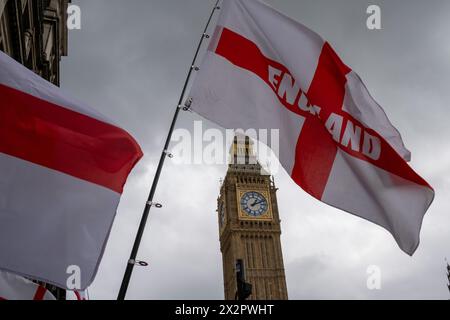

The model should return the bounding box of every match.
[0,51,143,289]
[189,0,434,254]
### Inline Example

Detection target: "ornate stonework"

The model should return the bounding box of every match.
[0,0,69,86]
[218,136,288,300]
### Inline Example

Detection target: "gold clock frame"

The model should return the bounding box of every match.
[236,188,273,221]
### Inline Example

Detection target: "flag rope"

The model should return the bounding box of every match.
[117,0,222,300]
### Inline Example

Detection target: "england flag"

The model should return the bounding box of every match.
[188,0,434,255]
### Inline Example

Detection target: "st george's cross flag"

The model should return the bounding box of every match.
[189,0,434,255]
[0,50,143,289]
[0,271,56,300]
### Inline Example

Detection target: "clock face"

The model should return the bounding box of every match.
[240,191,268,217]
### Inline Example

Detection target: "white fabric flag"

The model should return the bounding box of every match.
[0,271,55,300]
[0,51,143,289]
[189,0,434,254]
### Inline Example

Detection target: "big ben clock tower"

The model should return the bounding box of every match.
[217,136,288,300]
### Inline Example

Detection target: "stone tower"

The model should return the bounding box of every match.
[217,136,288,300]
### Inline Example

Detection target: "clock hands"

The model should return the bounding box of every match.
[253,199,265,206]
[249,198,265,209]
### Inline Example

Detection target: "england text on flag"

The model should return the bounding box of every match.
[0,51,143,289]
[188,0,434,255]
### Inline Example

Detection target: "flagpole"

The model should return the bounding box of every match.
[117,0,221,300]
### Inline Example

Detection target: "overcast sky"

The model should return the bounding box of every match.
[61,0,450,299]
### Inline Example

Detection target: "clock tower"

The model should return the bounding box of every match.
[217,136,288,300]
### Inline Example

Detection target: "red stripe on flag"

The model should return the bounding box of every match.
[32,286,47,300]
[306,42,351,114]
[291,119,337,199]
[291,42,350,199]
[214,27,432,192]
[216,27,335,196]
[215,27,307,118]
[307,43,432,189]
[74,290,84,300]
[0,84,143,193]
[215,28,340,196]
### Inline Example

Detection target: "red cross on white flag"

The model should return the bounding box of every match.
[188,0,434,255]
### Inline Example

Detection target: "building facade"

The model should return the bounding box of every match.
[0,0,69,86]
[217,136,288,300]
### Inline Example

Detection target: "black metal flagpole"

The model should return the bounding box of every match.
[117,0,221,300]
